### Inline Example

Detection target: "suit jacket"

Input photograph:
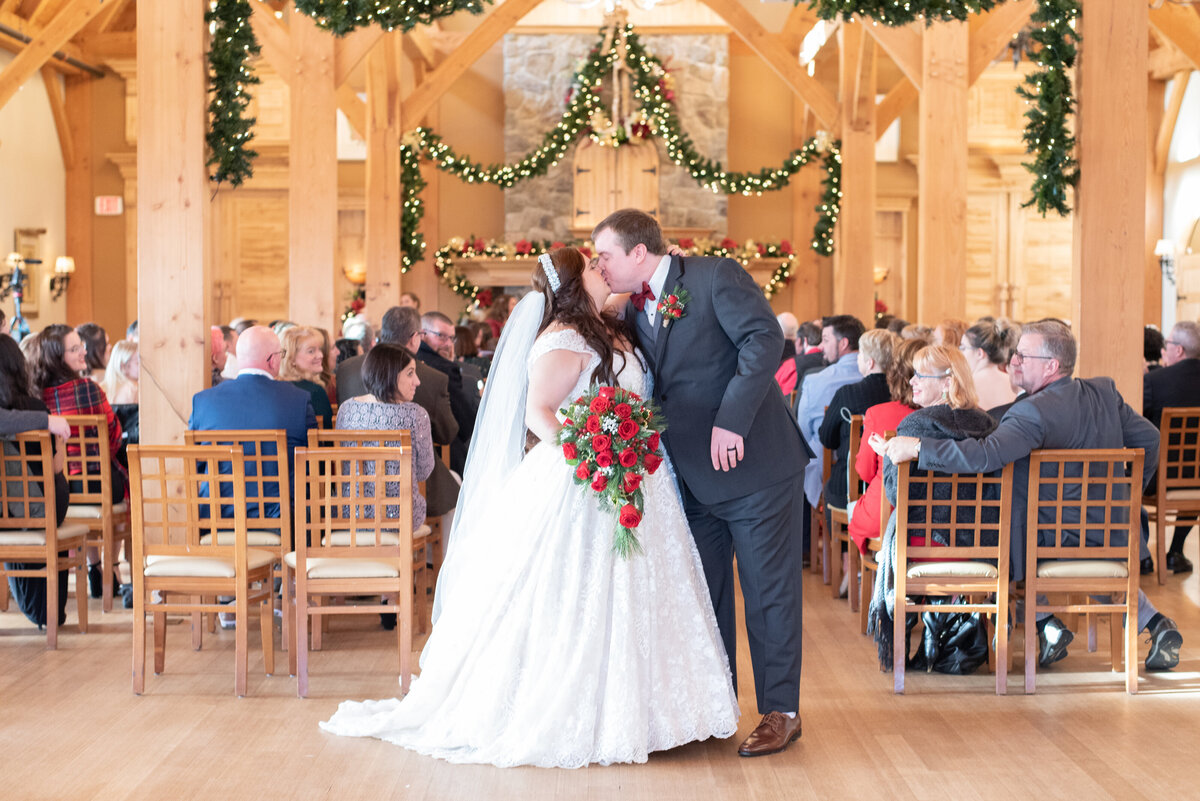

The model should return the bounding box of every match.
[628,254,808,504]
[188,373,317,520]
[417,342,479,475]
[1143,357,1200,428]
[817,372,892,508]
[919,376,1159,580]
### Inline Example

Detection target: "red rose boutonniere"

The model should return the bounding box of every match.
[656,285,690,330]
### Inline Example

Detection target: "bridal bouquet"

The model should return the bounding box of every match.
[556,385,666,558]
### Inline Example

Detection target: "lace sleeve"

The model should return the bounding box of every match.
[527,328,594,368]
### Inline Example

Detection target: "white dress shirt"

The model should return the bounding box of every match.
[645,254,672,328]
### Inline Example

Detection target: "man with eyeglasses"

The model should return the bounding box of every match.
[886,320,1182,672]
[1143,321,1200,573]
[417,311,479,475]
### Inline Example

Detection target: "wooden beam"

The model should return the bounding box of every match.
[781,2,820,45]
[875,77,916,140]
[248,0,291,74]
[401,0,542,124]
[29,0,68,27]
[0,0,104,109]
[836,21,876,326]
[404,26,438,69]
[1149,3,1200,71]
[64,72,92,324]
[0,0,23,14]
[76,0,127,40]
[97,0,127,32]
[1149,41,1194,80]
[1156,71,1189,175]
[1072,0,1147,413]
[0,9,89,75]
[864,20,922,90]
[336,83,366,139]
[967,0,1034,83]
[333,24,385,87]
[790,97,822,319]
[365,34,402,314]
[80,30,134,59]
[695,0,839,127]
[41,65,72,166]
[1146,76,1164,328]
[137,0,210,445]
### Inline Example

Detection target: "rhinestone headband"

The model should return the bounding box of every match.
[539,253,561,293]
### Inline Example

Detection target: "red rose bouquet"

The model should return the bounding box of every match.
[556,384,667,557]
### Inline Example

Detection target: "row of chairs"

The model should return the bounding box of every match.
[811,414,1155,695]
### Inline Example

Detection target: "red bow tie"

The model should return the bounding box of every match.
[630,281,656,312]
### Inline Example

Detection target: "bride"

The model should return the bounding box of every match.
[320,247,739,768]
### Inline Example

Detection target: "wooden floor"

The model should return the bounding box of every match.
[4,540,1200,801]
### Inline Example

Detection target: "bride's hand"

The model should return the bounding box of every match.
[667,243,690,257]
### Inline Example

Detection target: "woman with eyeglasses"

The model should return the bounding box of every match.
[278,325,335,427]
[959,318,1021,416]
[31,323,126,600]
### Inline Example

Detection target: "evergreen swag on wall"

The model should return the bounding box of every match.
[808,0,1080,216]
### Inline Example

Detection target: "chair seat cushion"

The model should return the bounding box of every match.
[0,522,90,546]
[284,551,400,578]
[65,501,129,519]
[323,524,432,547]
[144,548,277,578]
[906,561,999,579]
[1164,488,1200,502]
[1037,560,1129,579]
[199,530,282,547]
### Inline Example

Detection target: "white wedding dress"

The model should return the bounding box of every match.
[320,328,739,768]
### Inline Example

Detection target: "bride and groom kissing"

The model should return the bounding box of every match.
[320,209,810,768]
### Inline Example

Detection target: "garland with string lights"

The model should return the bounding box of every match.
[206,0,261,187]
[807,0,1078,215]
[293,0,492,35]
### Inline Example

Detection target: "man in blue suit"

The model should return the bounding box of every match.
[189,325,316,521]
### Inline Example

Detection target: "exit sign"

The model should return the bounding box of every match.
[94,196,123,216]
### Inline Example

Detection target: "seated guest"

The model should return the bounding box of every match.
[899,324,932,342]
[32,324,125,598]
[1144,325,1165,373]
[75,322,110,383]
[210,325,227,386]
[316,327,336,403]
[418,311,479,474]
[850,338,922,554]
[189,325,317,521]
[777,312,799,365]
[775,320,823,397]
[341,314,375,354]
[278,325,335,427]
[1143,320,1200,572]
[334,337,362,365]
[454,325,488,388]
[484,294,511,342]
[959,318,1021,416]
[338,307,459,521]
[932,318,968,348]
[886,318,909,335]
[885,322,1182,671]
[470,321,494,358]
[399,291,421,311]
[230,317,256,336]
[0,336,72,627]
[819,329,897,593]
[101,339,140,466]
[868,344,997,667]
[126,319,139,342]
[220,325,239,380]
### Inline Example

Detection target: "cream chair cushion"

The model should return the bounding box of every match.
[144,548,277,578]
[199,530,283,547]
[906,561,999,579]
[0,522,90,546]
[1037,560,1129,579]
[283,551,400,578]
[1164,488,1200,502]
[65,501,129,519]
[323,524,431,547]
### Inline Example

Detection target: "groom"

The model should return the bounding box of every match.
[594,209,809,757]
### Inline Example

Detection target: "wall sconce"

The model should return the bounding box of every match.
[1155,239,1177,287]
[342,262,367,286]
[50,256,75,300]
[0,252,23,301]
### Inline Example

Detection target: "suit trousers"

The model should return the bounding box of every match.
[681,472,804,714]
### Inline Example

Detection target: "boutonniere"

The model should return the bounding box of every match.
[656,285,690,329]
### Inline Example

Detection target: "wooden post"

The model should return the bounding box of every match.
[289,8,337,333]
[1072,0,1147,408]
[136,0,208,445]
[916,21,968,325]
[1145,77,1165,330]
[836,21,876,326]
[64,73,93,325]
[365,33,401,315]
[790,101,821,322]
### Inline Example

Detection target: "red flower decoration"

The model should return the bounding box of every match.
[619,448,638,468]
[591,434,612,453]
[614,402,633,420]
[562,442,577,460]
[720,237,737,250]
[598,386,616,399]
[551,241,565,250]
[617,419,640,441]
[579,246,592,258]
[590,395,611,414]
[780,240,793,255]
[515,239,532,255]
[585,415,602,433]
[596,450,614,468]
[618,504,642,529]
[472,238,486,251]
[575,462,591,480]
[476,288,494,308]
[757,243,766,255]
[648,432,661,451]
[591,473,608,492]
[622,473,643,494]
[875,299,889,314]
[678,237,695,249]
[644,453,663,474]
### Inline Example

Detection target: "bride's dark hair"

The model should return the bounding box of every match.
[531,247,632,386]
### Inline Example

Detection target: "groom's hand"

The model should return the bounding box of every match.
[711,426,744,472]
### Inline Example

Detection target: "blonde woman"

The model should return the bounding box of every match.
[101,339,139,405]
[278,325,334,427]
[959,318,1021,414]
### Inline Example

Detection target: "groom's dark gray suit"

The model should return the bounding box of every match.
[629,253,808,714]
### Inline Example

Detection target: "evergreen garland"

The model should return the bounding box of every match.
[400,144,427,271]
[206,0,261,187]
[293,0,492,35]
[1016,0,1079,215]
[807,0,1004,25]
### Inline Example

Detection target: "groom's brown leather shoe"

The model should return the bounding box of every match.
[737,711,802,757]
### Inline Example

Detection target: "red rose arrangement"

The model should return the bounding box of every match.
[556,384,667,557]
[656,284,690,329]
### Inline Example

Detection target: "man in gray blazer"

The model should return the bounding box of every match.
[595,209,808,757]
[886,320,1182,671]
[337,306,460,518]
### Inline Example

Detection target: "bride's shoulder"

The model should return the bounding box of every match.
[533,324,591,351]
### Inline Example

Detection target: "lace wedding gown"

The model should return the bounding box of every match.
[320,328,739,768]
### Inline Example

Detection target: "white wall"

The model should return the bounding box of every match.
[0,49,67,333]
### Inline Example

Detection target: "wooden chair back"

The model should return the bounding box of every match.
[1146,408,1200,584]
[847,414,865,504]
[1024,448,1143,694]
[892,459,1014,695]
[59,413,114,505]
[0,431,60,531]
[184,429,292,550]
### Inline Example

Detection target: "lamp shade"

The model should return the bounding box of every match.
[1155,239,1176,258]
[54,256,75,275]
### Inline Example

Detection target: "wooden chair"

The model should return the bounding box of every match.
[1142,408,1200,585]
[892,460,1014,695]
[61,414,131,612]
[810,440,832,582]
[858,431,895,634]
[128,444,277,696]
[1022,448,1143,694]
[829,415,864,605]
[184,429,291,644]
[0,431,89,648]
[290,442,417,697]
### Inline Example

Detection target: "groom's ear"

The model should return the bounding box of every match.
[632,243,647,264]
